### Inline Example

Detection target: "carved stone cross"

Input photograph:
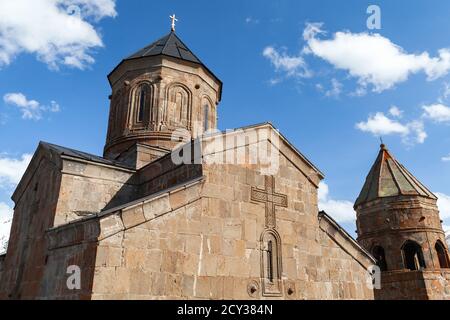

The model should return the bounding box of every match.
[251,176,288,228]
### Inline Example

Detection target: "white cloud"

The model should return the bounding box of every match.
[245,17,259,24]
[263,46,311,79]
[0,0,117,70]
[389,106,403,118]
[0,202,12,254]
[356,112,409,136]
[356,112,427,144]
[316,79,342,98]
[0,152,31,253]
[326,78,342,98]
[436,192,450,220]
[3,92,60,120]
[444,224,450,247]
[303,23,450,93]
[422,103,450,123]
[438,82,450,103]
[444,83,450,100]
[318,182,356,223]
[442,154,450,162]
[0,153,32,188]
[0,202,12,223]
[407,120,427,144]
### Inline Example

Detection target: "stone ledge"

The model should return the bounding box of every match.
[318,211,376,269]
[46,178,205,249]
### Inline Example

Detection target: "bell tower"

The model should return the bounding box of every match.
[104,25,222,169]
[355,144,450,299]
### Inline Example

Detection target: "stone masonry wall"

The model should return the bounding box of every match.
[424,271,450,300]
[137,147,202,200]
[54,157,137,226]
[376,270,450,300]
[0,255,4,284]
[90,180,203,299]
[0,152,62,299]
[40,219,100,299]
[88,138,374,300]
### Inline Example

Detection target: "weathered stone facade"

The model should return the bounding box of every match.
[0,129,375,300]
[4,28,447,300]
[355,144,450,300]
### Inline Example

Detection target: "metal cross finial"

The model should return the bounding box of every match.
[169,14,178,32]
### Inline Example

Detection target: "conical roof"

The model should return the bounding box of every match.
[109,31,222,99]
[355,144,437,207]
[126,31,202,64]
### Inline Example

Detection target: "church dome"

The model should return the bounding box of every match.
[108,31,222,99]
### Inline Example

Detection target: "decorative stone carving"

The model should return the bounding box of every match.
[251,176,287,228]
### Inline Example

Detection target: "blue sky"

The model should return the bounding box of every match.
[1,0,450,243]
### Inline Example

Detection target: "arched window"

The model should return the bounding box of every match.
[372,246,388,271]
[203,103,209,132]
[261,230,282,296]
[131,83,152,125]
[435,240,450,269]
[402,240,426,271]
[267,240,274,282]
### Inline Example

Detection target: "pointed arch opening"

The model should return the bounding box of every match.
[372,245,388,271]
[402,240,426,271]
[435,240,450,269]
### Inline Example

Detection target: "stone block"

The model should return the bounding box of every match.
[223,219,242,239]
[122,204,146,229]
[144,249,162,272]
[124,248,146,269]
[243,219,257,242]
[98,214,124,240]
[143,195,171,220]
[195,276,211,298]
[182,275,195,297]
[169,190,187,210]
[129,270,151,295]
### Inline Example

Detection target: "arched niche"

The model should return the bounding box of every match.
[164,83,192,130]
[435,240,450,269]
[201,96,215,133]
[128,82,155,129]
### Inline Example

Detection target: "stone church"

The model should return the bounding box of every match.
[0,26,449,300]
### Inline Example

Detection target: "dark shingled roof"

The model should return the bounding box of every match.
[110,31,222,100]
[40,142,134,170]
[126,31,202,64]
[355,144,437,207]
